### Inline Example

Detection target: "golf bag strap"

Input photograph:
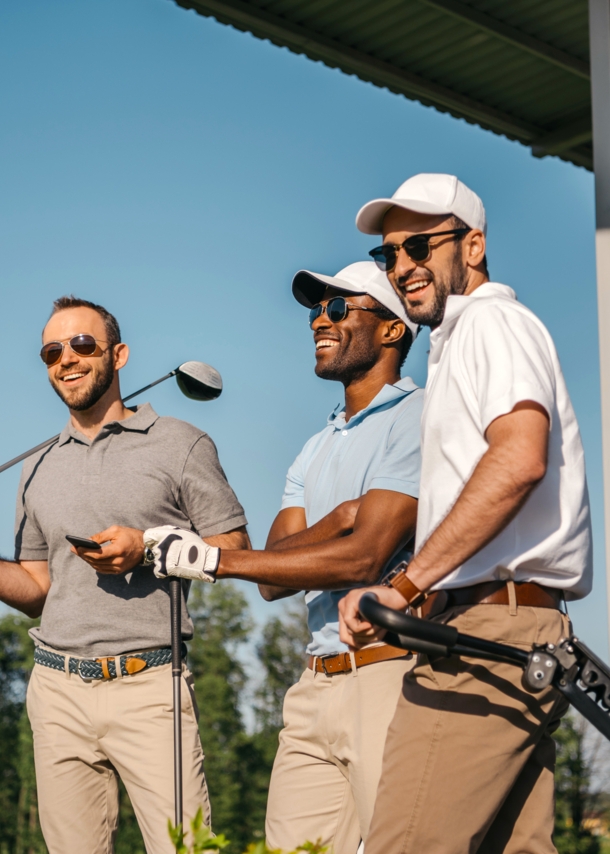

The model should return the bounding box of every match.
[308,643,411,675]
[421,581,562,619]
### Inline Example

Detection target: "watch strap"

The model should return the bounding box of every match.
[389,570,427,608]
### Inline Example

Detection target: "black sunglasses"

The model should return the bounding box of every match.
[309,297,386,328]
[369,228,471,272]
[40,334,108,366]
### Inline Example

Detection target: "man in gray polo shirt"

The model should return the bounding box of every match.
[0,296,248,854]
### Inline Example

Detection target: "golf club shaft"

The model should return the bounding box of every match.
[0,370,179,476]
[122,370,177,404]
[170,577,183,828]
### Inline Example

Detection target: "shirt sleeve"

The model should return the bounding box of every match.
[368,391,423,498]
[179,434,248,538]
[14,461,48,561]
[462,304,556,432]
[280,448,307,510]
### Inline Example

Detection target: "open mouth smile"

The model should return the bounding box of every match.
[59,371,89,385]
[404,279,432,295]
[315,338,340,351]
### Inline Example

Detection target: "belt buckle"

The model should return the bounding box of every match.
[77,659,94,682]
[320,657,331,675]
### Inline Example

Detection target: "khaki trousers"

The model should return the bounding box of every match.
[265,654,414,854]
[27,660,211,854]
[365,603,571,854]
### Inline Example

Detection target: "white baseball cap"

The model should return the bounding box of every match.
[292,261,419,340]
[356,173,487,236]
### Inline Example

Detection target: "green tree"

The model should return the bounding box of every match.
[554,713,600,854]
[188,582,254,853]
[253,600,310,732]
[231,600,310,846]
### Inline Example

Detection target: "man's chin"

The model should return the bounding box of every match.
[50,381,99,412]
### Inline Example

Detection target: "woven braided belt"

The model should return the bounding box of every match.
[34,644,186,681]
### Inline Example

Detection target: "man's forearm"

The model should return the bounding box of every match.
[268,514,352,552]
[0,560,49,618]
[219,492,417,589]
[408,443,544,592]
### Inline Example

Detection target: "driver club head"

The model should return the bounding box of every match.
[176,361,223,401]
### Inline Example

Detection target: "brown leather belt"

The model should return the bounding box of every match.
[420,581,562,619]
[307,643,411,675]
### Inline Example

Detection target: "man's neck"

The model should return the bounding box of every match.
[69,389,133,440]
[464,272,490,296]
[344,363,401,422]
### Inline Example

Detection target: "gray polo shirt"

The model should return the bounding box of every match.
[14,404,247,657]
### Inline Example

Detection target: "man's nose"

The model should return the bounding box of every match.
[393,246,418,283]
[311,308,332,331]
[59,343,78,366]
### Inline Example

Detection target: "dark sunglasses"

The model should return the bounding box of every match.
[369,228,471,272]
[40,334,108,367]
[309,297,386,328]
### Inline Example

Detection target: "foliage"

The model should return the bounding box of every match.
[168,809,327,854]
[253,603,310,732]
[169,807,230,854]
[554,713,602,854]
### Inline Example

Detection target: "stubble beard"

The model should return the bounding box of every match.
[405,249,470,329]
[50,353,116,412]
[315,337,378,385]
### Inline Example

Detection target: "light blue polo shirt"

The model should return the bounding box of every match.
[281,377,423,656]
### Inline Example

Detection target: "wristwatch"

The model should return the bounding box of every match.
[142,547,155,566]
[383,563,427,608]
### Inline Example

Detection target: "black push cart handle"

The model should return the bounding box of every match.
[358,593,610,742]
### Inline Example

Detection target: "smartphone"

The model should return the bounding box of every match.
[66,534,102,551]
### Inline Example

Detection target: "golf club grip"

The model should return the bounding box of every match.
[359,594,459,647]
[169,578,182,675]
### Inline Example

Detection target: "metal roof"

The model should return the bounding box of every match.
[171,0,592,169]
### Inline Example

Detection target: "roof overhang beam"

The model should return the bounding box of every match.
[419,0,590,80]
[531,116,593,157]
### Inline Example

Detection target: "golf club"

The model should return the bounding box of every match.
[0,361,223,475]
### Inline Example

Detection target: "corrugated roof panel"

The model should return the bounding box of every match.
[171,0,593,168]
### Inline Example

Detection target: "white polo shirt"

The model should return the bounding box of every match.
[417,282,592,600]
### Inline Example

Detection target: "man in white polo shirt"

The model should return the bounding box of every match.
[339,174,592,853]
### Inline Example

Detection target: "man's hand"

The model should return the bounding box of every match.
[71,526,145,575]
[339,586,407,648]
[144,526,220,583]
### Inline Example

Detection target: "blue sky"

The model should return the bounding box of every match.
[0,0,606,654]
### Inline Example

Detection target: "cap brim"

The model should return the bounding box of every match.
[292,270,365,308]
[356,198,453,235]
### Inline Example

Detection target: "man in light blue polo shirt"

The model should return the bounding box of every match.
[147,262,421,851]
[149,260,423,853]
[280,365,421,658]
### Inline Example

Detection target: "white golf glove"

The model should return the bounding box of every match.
[143,526,220,583]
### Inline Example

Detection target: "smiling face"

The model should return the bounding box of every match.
[382,207,486,328]
[42,306,126,412]
[312,288,403,384]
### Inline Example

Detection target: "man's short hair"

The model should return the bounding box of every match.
[49,296,121,348]
[371,299,414,368]
[450,215,489,277]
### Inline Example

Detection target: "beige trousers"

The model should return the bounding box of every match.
[265,654,414,854]
[27,660,211,854]
[365,603,571,854]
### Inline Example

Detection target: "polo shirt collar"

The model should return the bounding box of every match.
[328,376,418,431]
[58,403,159,446]
[429,282,517,363]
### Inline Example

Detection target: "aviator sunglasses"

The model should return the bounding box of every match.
[309,297,386,328]
[40,334,108,367]
[369,228,471,273]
